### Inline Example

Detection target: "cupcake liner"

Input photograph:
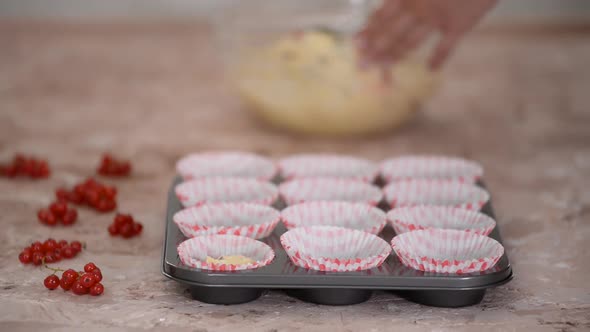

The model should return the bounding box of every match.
[280,226,392,272]
[279,178,383,206]
[380,155,484,183]
[391,229,504,274]
[175,177,279,207]
[281,258,388,276]
[176,151,276,181]
[279,154,378,182]
[383,179,490,210]
[177,234,275,271]
[281,201,387,235]
[173,203,280,239]
[387,206,496,235]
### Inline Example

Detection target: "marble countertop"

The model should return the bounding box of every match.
[0,22,589,331]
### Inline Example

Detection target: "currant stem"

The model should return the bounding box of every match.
[43,262,84,276]
[43,261,65,274]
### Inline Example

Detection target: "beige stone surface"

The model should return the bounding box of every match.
[0,22,589,331]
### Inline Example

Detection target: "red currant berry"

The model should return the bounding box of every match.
[84,262,97,273]
[62,269,79,281]
[92,269,102,282]
[37,209,51,223]
[103,186,117,199]
[57,239,68,248]
[86,190,99,206]
[61,209,77,225]
[70,241,82,253]
[80,273,97,288]
[52,249,62,262]
[115,213,132,227]
[44,254,56,264]
[32,252,43,265]
[107,223,118,236]
[132,223,143,235]
[97,199,116,212]
[62,246,74,259]
[31,242,43,253]
[89,283,104,296]
[21,159,34,174]
[60,277,74,291]
[42,239,57,253]
[102,154,113,164]
[85,178,98,187]
[69,191,84,204]
[74,184,86,196]
[44,275,60,290]
[5,165,17,177]
[38,161,50,178]
[19,251,32,264]
[49,202,67,218]
[120,163,131,174]
[44,213,58,226]
[120,223,134,238]
[71,280,88,295]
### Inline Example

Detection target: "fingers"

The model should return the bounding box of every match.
[373,23,432,66]
[357,0,398,44]
[429,34,459,70]
[371,14,416,58]
[357,0,435,69]
[357,0,402,55]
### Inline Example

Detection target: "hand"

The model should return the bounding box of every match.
[357,0,497,70]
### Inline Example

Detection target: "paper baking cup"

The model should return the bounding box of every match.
[281,201,387,235]
[176,151,276,181]
[177,235,275,271]
[387,206,496,235]
[173,203,280,239]
[383,179,490,210]
[280,226,392,272]
[175,177,279,207]
[278,154,378,182]
[380,155,484,183]
[391,229,504,274]
[279,178,383,206]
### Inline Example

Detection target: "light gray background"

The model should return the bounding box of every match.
[0,0,589,23]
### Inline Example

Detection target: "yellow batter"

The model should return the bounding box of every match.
[232,31,437,135]
[206,255,255,265]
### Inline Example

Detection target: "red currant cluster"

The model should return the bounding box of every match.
[97,154,131,177]
[0,154,50,178]
[55,178,117,212]
[108,213,143,238]
[44,262,104,296]
[37,201,78,226]
[19,239,83,265]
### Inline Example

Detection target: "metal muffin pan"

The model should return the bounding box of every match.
[162,176,513,307]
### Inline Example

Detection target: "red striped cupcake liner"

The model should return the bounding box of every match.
[387,206,496,235]
[177,234,275,271]
[278,154,378,182]
[383,179,490,210]
[173,203,280,239]
[176,151,276,181]
[175,177,279,208]
[280,226,392,272]
[391,229,504,274]
[279,178,383,206]
[281,201,387,235]
[380,155,484,183]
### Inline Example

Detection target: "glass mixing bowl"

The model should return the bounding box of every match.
[212,0,438,136]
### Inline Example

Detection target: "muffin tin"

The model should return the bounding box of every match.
[162,176,513,307]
